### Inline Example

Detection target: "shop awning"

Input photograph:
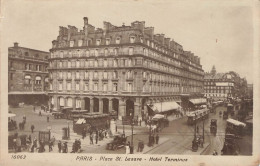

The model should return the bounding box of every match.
[147,101,181,113]
[189,98,207,105]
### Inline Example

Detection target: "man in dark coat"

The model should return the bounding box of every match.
[156,134,159,144]
[31,125,35,133]
[58,141,62,153]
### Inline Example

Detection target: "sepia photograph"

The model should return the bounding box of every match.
[0,0,259,166]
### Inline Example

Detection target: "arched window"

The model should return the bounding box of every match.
[76,60,80,67]
[129,47,134,55]
[103,71,108,79]
[104,48,108,56]
[68,61,71,68]
[76,71,80,79]
[113,71,118,79]
[127,70,132,79]
[59,97,64,106]
[76,98,81,109]
[104,59,107,67]
[25,75,31,84]
[67,98,73,107]
[94,60,98,67]
[86,50,90,57]
[94,71,98,79]
[84,71,89,79]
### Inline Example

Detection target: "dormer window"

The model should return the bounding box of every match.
[116,37,121,44]
[130,36,135,43]
[70,41,74,47]
[78,40,83,47]
[105,38,110,45]
[96,39,101,46]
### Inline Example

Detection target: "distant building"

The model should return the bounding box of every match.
[204,66,248,101]
[48,17,204,120]
[8,42,49,106]
[247,84,253,98]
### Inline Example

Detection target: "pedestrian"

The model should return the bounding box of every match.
[32,137,37,152]
[213,150,218,155]
[125,144,130,154]
[95,133,98,144]
[31,125,35,133]
[58,141,62,153]
[140,141,144,152]
[137,140,142,152]
[63,142,68,153]
[151,135,154,146]
[23,115,26,124]
[48,140,53,152]
[90,134,93,145]
[33,106,36,112]
[139,119,142,126]
[39,111,42,116]
[197,126,199,133]
[13,137,17,153]
[47,116,49,122]
[156,134,159,144]
[51,136,56,146]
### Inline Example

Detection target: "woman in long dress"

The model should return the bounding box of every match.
[125,144,130,154]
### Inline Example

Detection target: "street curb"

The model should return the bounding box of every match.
[143,138,170,154]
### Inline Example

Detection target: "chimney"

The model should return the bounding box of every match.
[83,17,88,26]
[14,42,19,47]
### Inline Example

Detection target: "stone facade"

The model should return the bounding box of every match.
[49,17,204,119]
[8,43,49,105]
[204,66,248,101]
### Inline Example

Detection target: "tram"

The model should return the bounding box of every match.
[187,108,209,125]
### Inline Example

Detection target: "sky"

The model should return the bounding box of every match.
[1,0,254,83]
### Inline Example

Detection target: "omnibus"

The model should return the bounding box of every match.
[71,113,110,135]
[225,118,246,138]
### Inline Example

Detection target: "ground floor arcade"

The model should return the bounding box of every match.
[48,94,187,120]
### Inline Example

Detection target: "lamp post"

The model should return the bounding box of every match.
[130,109,134,154]
[47,126,52,141]
[67,121,70,139]
[192,113,198,152]
[202,116,205,147]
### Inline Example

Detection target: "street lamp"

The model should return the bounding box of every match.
[67,121,70,139]
[202,116,205,147]
[192,113,198,152]
[47,125,52,141]
[130,109,134,154]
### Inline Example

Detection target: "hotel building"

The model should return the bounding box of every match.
[48,17,204,119]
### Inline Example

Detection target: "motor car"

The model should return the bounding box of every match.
[106,134,127,150]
